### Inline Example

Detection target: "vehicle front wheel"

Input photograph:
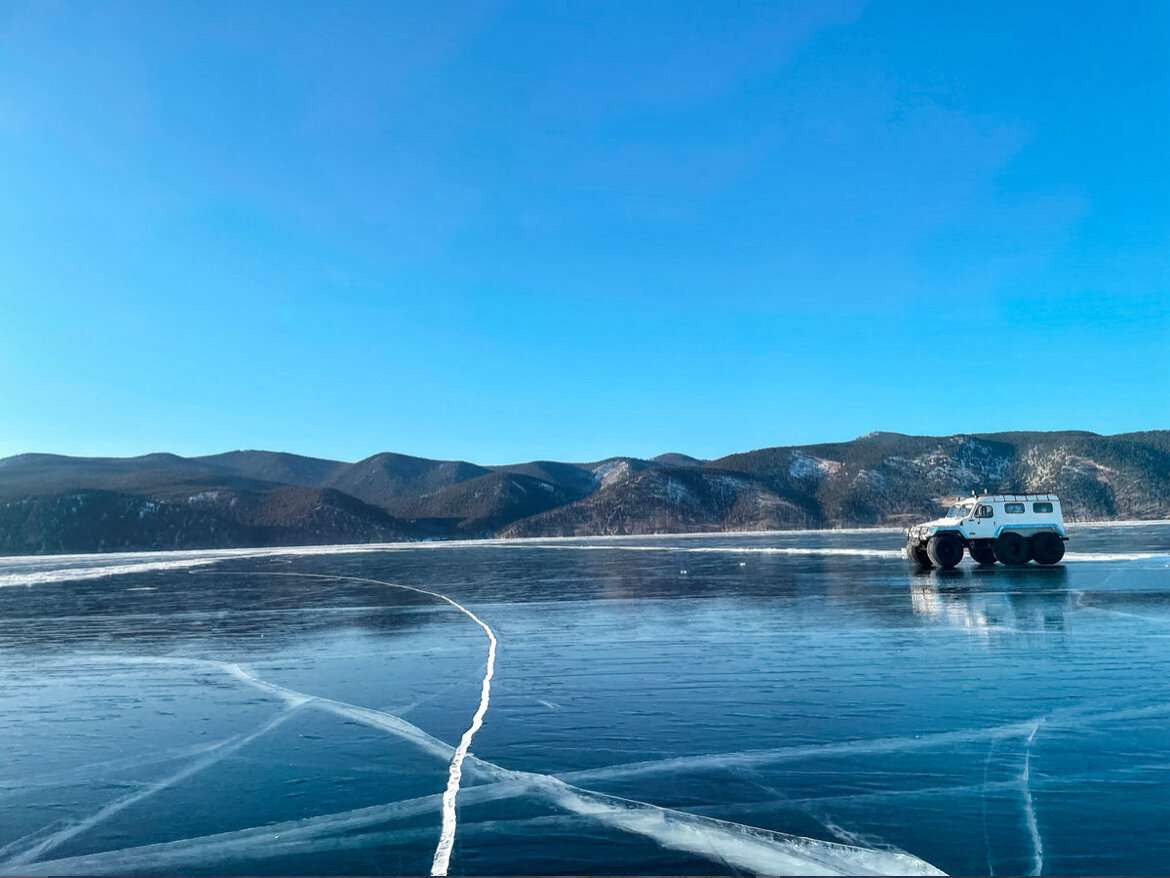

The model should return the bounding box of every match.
[993,532,1031,566]
[969,543,997,566]
[1030,532,1065,565]
[927,533,964,569]
[908,542,933,569]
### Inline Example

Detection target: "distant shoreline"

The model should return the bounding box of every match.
[2,517,1168,563]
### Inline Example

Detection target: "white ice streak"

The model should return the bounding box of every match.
[0,739,242,799]
[688,779,1023,818]
[0,543,400,568]
[215,571,499,877]
[430,605,496,876]
[1063,551,1170,563]
[14,783,538,877]
[982,736,999,876]
[20,797,943,878]
[691,546,901,558]
[35,649,1170,878]
[1020,723,1044,876]
[0,543,400,587]
[11,563,947,876]
[1,708,301,868]
[561,695,1170,790]
[558,721,1041,786]
[4,538,1163,592]
[391,679,466,718]
[223,665,943,876]
[75,654,504,782]
[225,663,506,780]
[0,557,226,587]
[817,817,890,854]
[526,778,944,877]
[1067,519,1170,528]
[1076,602,1170,626]
[522,545,1170,563]
[55,659,945,876]
[515,545,903,558]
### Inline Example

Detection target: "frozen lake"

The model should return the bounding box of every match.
[2,525,1170,876]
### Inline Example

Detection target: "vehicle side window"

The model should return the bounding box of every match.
[1004,502,1025,514]
[1033,502,1053,514]
[977,505,994,518]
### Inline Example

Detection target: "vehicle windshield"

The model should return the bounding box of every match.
[945,503,974,519]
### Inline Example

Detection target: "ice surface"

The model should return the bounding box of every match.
[1064,551,1170,562]
[0,556,228,587]
[8,657,942,876]
[2,545,1163,589]
[517,544,905,557]
[209,569,501,874]
[3,523,1170,875]
[3,708,302,867]
[0,543,400,587]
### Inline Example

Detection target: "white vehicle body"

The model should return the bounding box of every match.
[905,493,1067,568]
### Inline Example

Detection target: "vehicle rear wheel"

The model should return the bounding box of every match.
[969,543,997,566]
[993,532,1031,566]
[1029,532,1065,565]
[927,533,964,569]
[907,542,933,569]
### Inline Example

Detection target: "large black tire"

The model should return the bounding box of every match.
[927,533,964,569]
[994,532,1031,566]
[969,543,997,566]
[1030,532,1066,565]
[908,542,933,569]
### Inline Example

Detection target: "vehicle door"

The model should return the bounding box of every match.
[972,503,995,537]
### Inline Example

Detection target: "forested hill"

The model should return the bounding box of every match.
[2,430,1167,554]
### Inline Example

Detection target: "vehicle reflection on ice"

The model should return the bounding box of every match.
[909,566,1071,638]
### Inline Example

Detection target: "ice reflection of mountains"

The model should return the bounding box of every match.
[910,567,1072,639]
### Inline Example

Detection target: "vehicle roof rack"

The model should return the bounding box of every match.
[940,493,1060,505]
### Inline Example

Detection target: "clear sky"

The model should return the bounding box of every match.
[1,1,1167,464]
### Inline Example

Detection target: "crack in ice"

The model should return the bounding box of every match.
[42,654,945,876]
[7,564,949,876]
[1021,722,1044,876]
[213,571,498,877]
[211,666,945,876]
[33,642,1167,876]
[0,707,302,868]
[982,735,998,876]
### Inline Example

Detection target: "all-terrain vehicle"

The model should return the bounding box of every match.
[905,493,1067,569]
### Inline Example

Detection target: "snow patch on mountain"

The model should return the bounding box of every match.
[789,452,840,480]
[596,461,633,490]
[1063,455,1115,484]
[664,478,688,504]
[851,469,887,490]
[1023,447,1068,490]
[912,440,1012,488]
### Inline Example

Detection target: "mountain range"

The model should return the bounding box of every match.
[2,430,1167,555]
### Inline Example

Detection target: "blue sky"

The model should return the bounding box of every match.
[1,0,1167,464]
